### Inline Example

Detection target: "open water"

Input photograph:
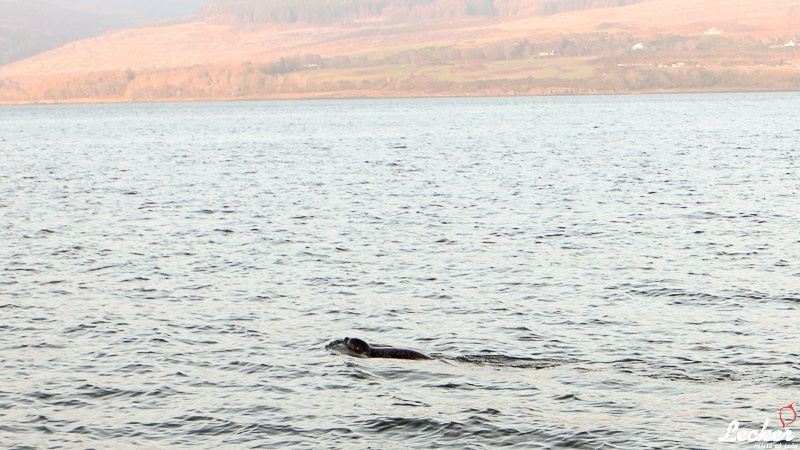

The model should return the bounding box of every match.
[1,93,799,449]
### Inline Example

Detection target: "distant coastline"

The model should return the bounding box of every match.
[2,87,799,106]
[2,74,799,106]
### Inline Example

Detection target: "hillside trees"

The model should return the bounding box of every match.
[203,0,496,24]
[535,0,644,15]
[201,0,646,25]
[205,0,407,24]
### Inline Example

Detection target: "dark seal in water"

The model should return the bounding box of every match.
[343,337,432,360]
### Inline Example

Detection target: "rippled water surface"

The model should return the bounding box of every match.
[1,94,799,448]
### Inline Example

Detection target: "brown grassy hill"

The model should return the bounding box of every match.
[1,0,799,102]
[498,0,800,35]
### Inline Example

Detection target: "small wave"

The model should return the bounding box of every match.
[325,339,345,350]
[355,415,581,448]
[608,358,741,384]
[85,263,130,273]
[75,384,136,400]
[221,361,274,375]
[627,287,790,305]
[453,354,574,369]
[775,376,800,387]
[116,364,158,375]
[0,303,23,309]
[10,342,66,350]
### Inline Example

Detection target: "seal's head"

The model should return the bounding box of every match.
[343,337,371,354]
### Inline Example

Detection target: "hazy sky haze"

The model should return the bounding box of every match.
[76,0,211,20]
[0,0,212,65]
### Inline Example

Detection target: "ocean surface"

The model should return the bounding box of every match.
[1,93,798,449]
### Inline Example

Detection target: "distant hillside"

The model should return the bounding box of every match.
[1,0,799,103]
[200,0,644,25]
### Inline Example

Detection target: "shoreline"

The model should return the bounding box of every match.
[2,85,798,106]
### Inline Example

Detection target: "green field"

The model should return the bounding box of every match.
[417,58,595,82]
[288,57,596,88]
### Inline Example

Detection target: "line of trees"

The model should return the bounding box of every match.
[201,0,642,25]
[535,0,643,15]
[7,60,798,103]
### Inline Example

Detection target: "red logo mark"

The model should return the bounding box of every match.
[779,402,798,428]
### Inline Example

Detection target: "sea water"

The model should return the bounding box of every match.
[1,93,798,448]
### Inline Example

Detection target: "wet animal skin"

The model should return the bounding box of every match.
[343,337,432,360]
